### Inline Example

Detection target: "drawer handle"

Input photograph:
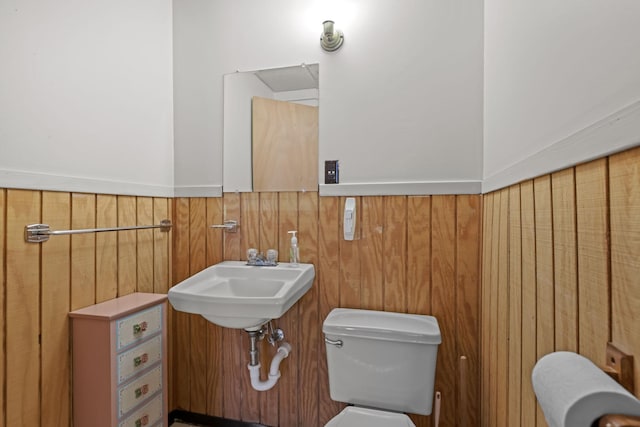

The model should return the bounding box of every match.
[133,321,148,335]
[135,384,149,398]
[134,353,149,367]
[135,414,149,427]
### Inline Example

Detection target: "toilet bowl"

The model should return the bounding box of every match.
[323,308,441,426]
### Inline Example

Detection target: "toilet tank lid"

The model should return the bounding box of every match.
[323,308,441,344]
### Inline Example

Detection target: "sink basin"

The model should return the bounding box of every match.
[167,261,315,330]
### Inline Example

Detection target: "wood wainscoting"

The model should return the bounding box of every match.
[0,190,171,427]
[171,193,481,427]
[481,146,640,427]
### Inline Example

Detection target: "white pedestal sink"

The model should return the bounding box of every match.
[167,261,315,330]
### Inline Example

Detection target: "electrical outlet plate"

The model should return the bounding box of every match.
[325,160,338,184]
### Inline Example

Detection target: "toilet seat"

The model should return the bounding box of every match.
[325,406,416,427]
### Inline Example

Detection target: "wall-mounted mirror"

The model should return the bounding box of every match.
[223,64,319,192]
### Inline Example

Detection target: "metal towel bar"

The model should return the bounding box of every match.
[25,219,172,243]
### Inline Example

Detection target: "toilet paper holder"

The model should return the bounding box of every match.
[599,343,640,427]
[603,342,634,394]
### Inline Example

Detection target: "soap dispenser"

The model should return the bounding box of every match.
[288,230,299,267]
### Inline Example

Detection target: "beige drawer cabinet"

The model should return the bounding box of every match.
[70,293,168,427]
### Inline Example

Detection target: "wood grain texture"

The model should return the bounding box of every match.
[575,159,610,362]
[383,196,407,313]
[221,193,242,421]
[496,189,510,427]
[205,197,224,418]
[172,198,191,411]
[318,196,342,425]
[137,197,154,293]
[298,192,320,427]
[258,192,279,427]
[118,195,137,296]
[278,192,299,427]
[189,198,208,414]
[41,192,71,427]
[5,190,41,426]
[71,193,96,310]
[96,195,118,302]
[609,147,640,395]
[252,97,318,192]
[519,181,537,427]
[507,184,522,427]
[534,176,555,427]
[239,192,261,423]
[480,147,640,427]
[488,191,500,427]
[456,195,481,427]
[551,169,578,352]
[431,195,457,427]
[360,196,385,311]
[407,196,431,316]
[480,192,494,427]
[153,198,170,294]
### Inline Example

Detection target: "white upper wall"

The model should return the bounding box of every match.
[173,0,484,196]
[0,0,174,196]
[483,0,640,191]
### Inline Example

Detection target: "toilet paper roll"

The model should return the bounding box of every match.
[532,351,640,427]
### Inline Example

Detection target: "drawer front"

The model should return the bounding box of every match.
[118,392,163,427]
[117,305,163,350]
[118,365,163,417]
[118,334,162,384]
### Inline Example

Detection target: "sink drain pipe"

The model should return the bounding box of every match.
[246,330,292,391]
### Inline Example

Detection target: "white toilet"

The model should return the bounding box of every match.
[323,308,441,427]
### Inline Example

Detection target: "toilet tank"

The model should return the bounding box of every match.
[323,308,441,415]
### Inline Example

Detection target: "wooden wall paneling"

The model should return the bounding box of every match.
[339,196,361,309]
[360,196,385,311]
[480,192,493,427]
[533,176,555,427]
[497,189,510,427]
[205,197,224,417]
[383,196,407,313]
[221,193,243,421]
[136,197,154,293]
[455,195,481,427]
[575,159,610,362]
[257,192,280,426]
[551,170,578,351]
[239,192,261,423]
[153,198,170,294]
[189,198,208,414]
[431,195,457,427]
[277,192,299,427]
[0,190,4,427]
[5,190,41,426]
[298,192,320,427]
[609,147,640,395]
[71,193,96,310]
[41,192,71,426]
[117,195,137,296]
[96,195,118,303]
[488,191,501,427]
[407,196,431,316]
[318,196,342,425]
[507,184,523,427]
[172,198,191,410]
[519,180,537,427]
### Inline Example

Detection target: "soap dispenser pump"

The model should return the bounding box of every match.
[288,231,299,267]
